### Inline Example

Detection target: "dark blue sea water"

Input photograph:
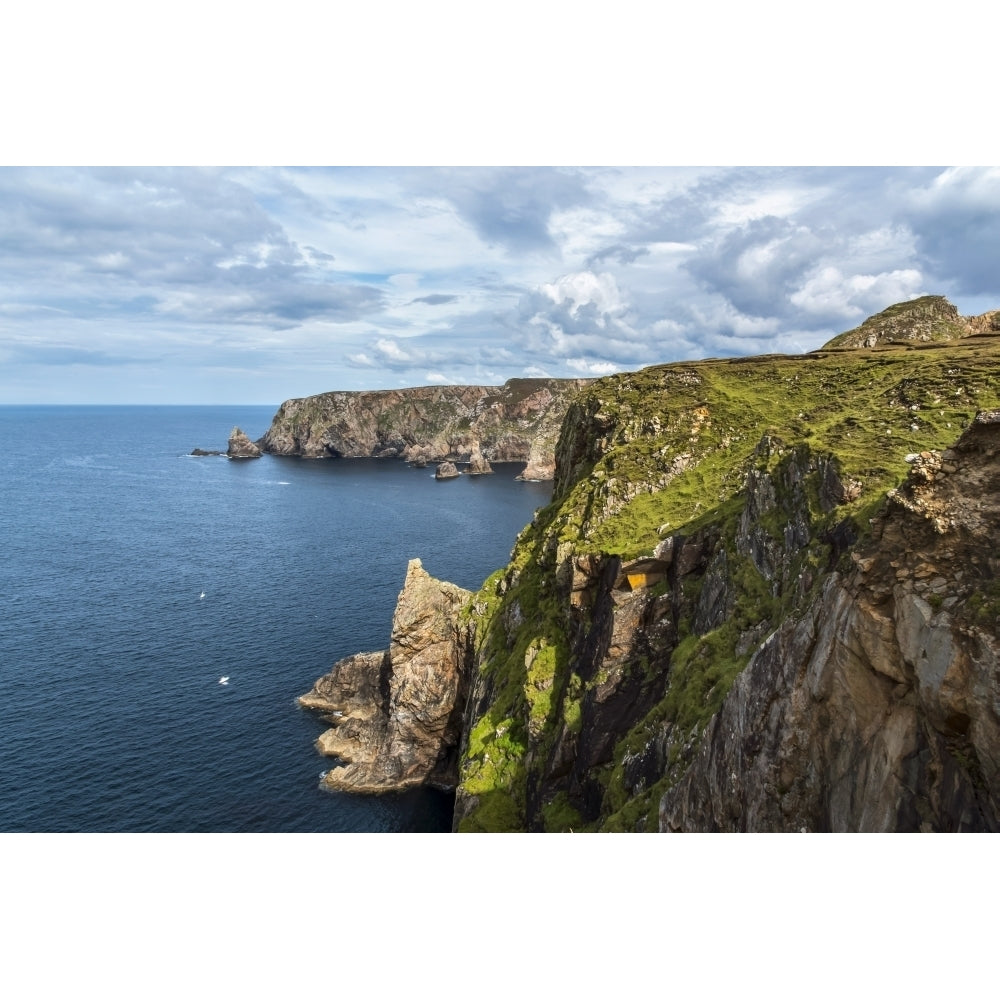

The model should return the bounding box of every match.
[0,406,552,832]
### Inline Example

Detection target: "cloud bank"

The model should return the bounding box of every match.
[1,166,997,403]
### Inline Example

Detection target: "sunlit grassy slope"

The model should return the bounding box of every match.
[552,335,1000,560]
[455,313,1000,831]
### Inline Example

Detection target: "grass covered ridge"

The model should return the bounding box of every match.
[554,338,1000,560]
[455,328,1000,832]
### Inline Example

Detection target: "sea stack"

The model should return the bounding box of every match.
[467,441,494,475]
[227,426,262,459]
[299,558,473,793]
[435,461,460,480]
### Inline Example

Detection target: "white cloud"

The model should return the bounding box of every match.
[689,299,782,339]
[923,166,1000,206]
[541,270,625,320]
[373,338,413,362]
[2,166,997,403]
[94,252,129,270]
[566,358,620,375]
[713,184,823,226]
[548,206,627,262]
[790,266,924,319]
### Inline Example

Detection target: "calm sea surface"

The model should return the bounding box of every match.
[0,406,552,832]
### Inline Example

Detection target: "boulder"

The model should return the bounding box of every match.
[435,461,460,480]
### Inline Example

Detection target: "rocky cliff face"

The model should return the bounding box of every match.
[448,297,1000,831]
[257,377,591,479]
[659,413,1000,832]
[298,296,1000,832]
[299,559,473,793]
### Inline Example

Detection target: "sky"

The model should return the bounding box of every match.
[1,5,997,409]
[2,164,999,405]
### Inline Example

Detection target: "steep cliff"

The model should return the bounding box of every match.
[658,413,1000,832]
[297,296,1000,831]
[257,377,591,479]
[449,297,1000,831]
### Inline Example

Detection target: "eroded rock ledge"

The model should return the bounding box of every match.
[299,559,473,793]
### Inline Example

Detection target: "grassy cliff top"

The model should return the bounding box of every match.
[549,326,1000,559]
[822,294,971,349]
[455,296,1000,832]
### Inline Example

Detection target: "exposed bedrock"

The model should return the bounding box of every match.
[659,414,1000,831]
[299,559,473,793]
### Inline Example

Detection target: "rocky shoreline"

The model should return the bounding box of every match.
[196,378,590,479]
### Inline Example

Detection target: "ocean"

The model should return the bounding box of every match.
[0,406,552,832]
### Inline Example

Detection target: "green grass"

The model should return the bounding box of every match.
[554,341,1000,560]
[455,332,1000,832]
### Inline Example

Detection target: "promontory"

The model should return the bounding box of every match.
[255,377,591,480]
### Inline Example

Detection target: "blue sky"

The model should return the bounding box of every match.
[2,165,998,404]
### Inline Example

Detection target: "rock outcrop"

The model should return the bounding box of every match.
[257,377,591,480]
[435,461,460,480]
[659,412,1000,832]
[227,426,262,459]
[467,442,494,476]
[299,559,472,793]
[516,434,558,481]
[823,295,999,349]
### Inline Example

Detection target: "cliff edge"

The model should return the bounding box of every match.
[448,296,1000,831]
[658,412,1000,831]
